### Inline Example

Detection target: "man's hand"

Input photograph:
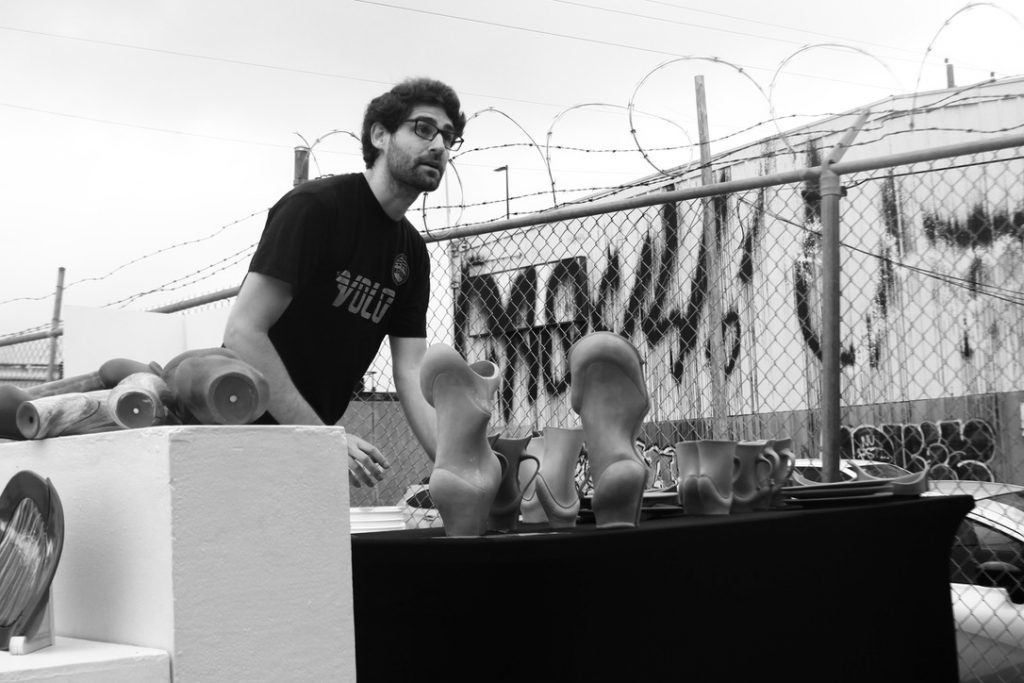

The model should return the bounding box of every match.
[347,433,390,487]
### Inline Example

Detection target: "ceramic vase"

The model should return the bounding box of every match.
[731,441,779,513]
[488,435,540,532]
[569,332,650,529]
[420,344,503,537]
[519,436,548,524]
[534,427,585,528]
[0,470,64,653]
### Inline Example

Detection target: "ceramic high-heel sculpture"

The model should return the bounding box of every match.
[488,435,540,532]
[731,441,779,513]
[569,332,650,529]
[420,344,503,537]
[533,427,585,528]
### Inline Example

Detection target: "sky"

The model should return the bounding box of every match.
[1,0,1022,337]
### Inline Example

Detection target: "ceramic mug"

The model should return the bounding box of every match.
[732,440,780,513]
[686,439,738,515]
[673,440,701,508]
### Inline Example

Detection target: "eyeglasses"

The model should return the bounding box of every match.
[403,118,463,151]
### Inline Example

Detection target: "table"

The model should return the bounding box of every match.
[351,495,973,683]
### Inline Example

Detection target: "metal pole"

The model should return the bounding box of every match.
[494,165,510,219]
[695,75,726,438]
[46,267,65,381]
[819,166,842,482]
[293,146,310,186]
[819,110,869,482]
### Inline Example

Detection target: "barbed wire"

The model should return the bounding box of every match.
[2,2,1022,331]
[103,242,257,309]
[0,208,267,307]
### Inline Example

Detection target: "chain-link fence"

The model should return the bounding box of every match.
[3,129,1024,681]
[0,327,61,388]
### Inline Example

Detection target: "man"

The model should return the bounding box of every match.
[224,77,466,487]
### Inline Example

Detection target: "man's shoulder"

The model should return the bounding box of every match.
[287,173,364,201]
[270,172,360,207]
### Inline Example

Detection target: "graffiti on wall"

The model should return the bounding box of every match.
[841,418,997,481]
[450,141,1024,425]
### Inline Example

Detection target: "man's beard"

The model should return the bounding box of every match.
[386,144,443,193]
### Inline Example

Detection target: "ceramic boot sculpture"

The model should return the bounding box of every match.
[518,436,548,524]
[488,435,539,532]
[569,332,650,529]
[420,344,502,538]
[534,427,585,528]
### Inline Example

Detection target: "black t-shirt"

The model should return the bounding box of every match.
[247,173,429,424]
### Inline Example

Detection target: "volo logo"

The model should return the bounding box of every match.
[333,270,395,323]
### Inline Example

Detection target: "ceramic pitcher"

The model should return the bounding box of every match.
[488,435,540,532]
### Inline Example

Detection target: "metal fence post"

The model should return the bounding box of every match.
[819,111,869,481]
[819,166,842,482]
[46,267,65,381]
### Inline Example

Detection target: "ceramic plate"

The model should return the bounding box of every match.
[785,482,893,499]
[778,481,892,497]
[782,479,891,494]
[785,491,894,506]
[642,490,679,505]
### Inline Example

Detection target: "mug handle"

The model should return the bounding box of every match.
[756,447,782,490]
[517,454,541,495]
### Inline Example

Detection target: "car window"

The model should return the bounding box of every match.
[974,523,1024,567]
[951,517,1024,590]
[859,463,909,478]
[950,521,981,583]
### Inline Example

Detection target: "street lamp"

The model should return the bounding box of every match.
[493,165,509,219]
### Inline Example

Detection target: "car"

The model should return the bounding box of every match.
[924,480,1024,682]
[787,458,912,484]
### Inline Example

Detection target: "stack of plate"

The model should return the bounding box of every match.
[350,506,406,534]
[781,479,895,506]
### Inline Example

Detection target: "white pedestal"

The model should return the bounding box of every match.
[0,637,169,682]
[0,426,355,683]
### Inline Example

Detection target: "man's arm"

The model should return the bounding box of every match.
[223,272,321,424]
[390,336,437,461]
[224,272,388,485]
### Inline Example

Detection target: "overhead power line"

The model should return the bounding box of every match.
[0,25,572,111]
[354,0,906,92]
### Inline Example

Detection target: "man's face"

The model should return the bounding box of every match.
[380,104,455,193]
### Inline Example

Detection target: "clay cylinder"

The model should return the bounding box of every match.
[24,358,153,399]
[107,373,176,429]
[16,390,120,439]
[0,385,31,440]
[165,355,270,425]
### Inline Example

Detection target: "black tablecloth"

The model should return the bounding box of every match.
[351,495,973,683]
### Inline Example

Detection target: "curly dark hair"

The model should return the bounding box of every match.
[361,77,466,168]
